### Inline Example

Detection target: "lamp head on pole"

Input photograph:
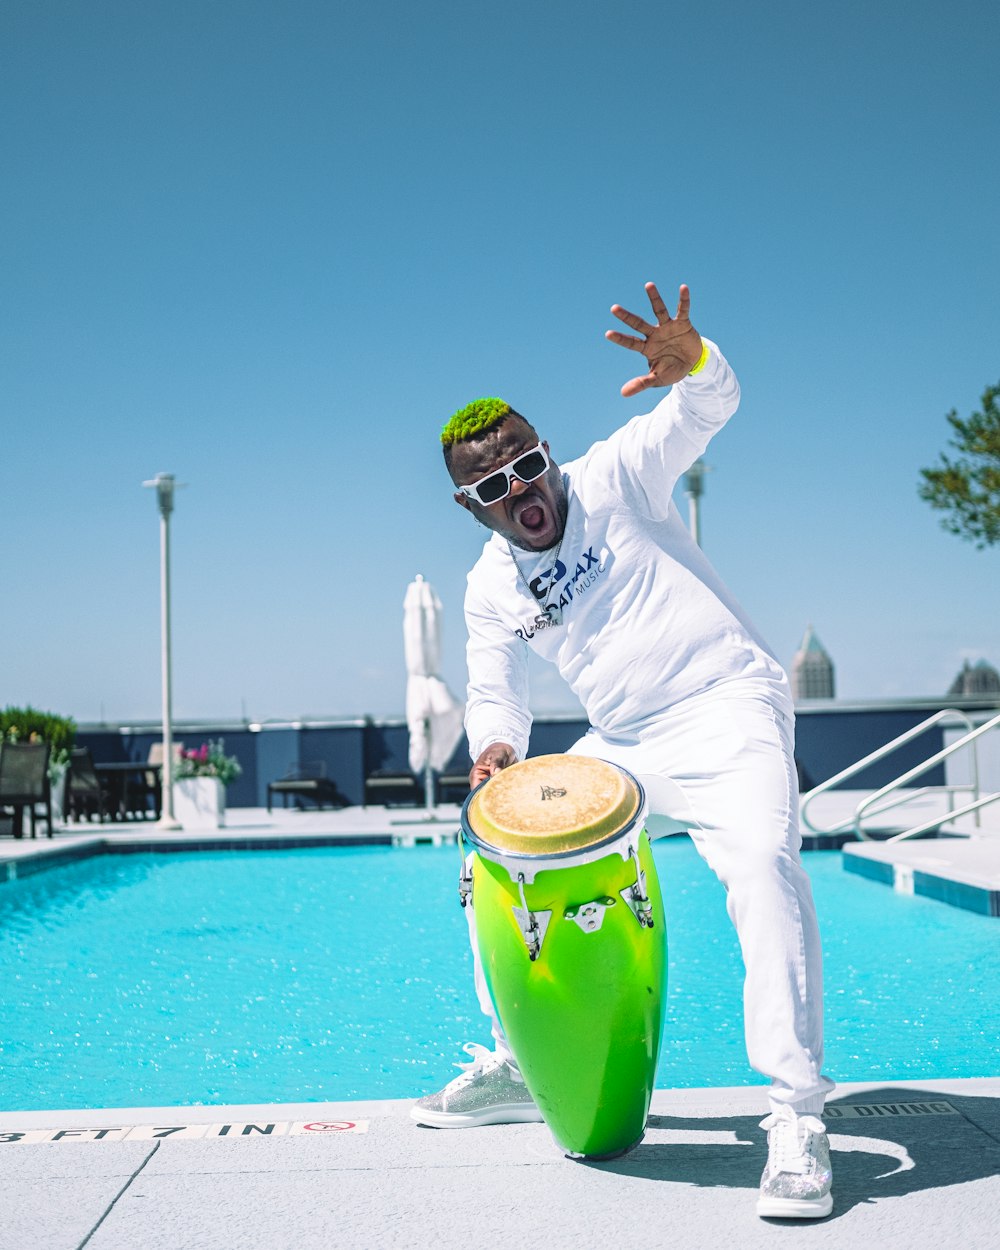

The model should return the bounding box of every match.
[682,458,708,500]
[143,473,184,519]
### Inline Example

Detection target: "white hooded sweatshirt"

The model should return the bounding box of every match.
[463,341,790,763]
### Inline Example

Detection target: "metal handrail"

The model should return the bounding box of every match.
[800,708,976,837]
[853,711,1000,840]
[875,790,1000,843]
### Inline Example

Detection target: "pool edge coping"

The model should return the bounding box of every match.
[843,842,1000,917]
[0,830,425,881]
[3,1076,999,1132]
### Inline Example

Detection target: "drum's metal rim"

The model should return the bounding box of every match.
[460,765,648,862]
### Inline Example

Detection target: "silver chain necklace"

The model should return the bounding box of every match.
[508,533,566,627]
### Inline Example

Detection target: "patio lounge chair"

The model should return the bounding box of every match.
[437,770,471,804]
[0,741,53,838]
[363,769,424,808]
[267,762,347,813]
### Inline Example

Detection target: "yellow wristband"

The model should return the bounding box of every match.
[688,340,710,375]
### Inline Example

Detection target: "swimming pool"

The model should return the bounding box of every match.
[1,840,997,1111]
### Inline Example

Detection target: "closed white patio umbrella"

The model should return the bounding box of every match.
[403,575,464,813]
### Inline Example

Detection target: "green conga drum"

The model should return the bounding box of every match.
[462,754,666,1158]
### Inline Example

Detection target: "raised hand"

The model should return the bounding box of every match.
[605,282,703,397]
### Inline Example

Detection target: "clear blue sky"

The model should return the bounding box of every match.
[3,0,998,725]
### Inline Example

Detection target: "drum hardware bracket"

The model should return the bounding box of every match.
[621,845,655,928]
[458,861,473,908]
[564,896,617,933]
[514,873,552,960]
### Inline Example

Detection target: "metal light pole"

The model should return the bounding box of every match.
[143,473,182,829]
[683,458,707,547]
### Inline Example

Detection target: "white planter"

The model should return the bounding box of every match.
[50,762,68,825]
[172,777,226,830]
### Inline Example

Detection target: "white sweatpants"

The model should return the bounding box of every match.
[465,682,835,1116]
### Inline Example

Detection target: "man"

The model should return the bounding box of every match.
[412,281,835,1220]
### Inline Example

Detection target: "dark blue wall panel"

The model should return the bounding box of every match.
[76,731,127,764]
[364,723,411,775]
[527,720,590,757]
[299,725,366,807]
[253,730,301,807]
[75,704,963,808]
[793,709,945,790]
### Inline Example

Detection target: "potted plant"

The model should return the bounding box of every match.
[172,739,242,830]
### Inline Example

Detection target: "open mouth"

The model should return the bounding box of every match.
[517,503,546,532]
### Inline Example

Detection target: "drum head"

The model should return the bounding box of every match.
[464,754,642,857]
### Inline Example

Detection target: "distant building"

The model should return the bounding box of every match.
[792,626,835,700]
[947,659,1000,696]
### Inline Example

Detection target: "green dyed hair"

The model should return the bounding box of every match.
[441,397,514,447]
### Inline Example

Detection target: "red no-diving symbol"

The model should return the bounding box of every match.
[302,1121,356,1132]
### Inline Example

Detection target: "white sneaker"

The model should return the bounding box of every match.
[410,1043,544,1128]
[757,1104,833,1218]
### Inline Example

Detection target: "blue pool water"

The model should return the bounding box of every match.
[0,840,997,1111]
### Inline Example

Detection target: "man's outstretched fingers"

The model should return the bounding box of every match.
[645,282,671,323]
[605,329,648,353]
[610,303,656,336]
[621,371,657,397]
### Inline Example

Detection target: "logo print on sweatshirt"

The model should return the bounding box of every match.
[515,546,606,641]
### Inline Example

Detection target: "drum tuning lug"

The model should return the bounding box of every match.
[627,889,655,928]
[512,906,552,959]
[621,846,655,928]
[514,873,552,960]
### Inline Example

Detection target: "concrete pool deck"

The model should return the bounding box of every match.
[2,1077,998,1249]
